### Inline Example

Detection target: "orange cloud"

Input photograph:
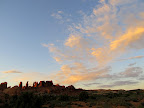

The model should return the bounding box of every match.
[110,27,144,51]
[43,0,144,85]
[2,70,22,74]
[61,66,111,84]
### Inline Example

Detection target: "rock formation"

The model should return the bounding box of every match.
[0,82,7,90]
[38,81,45,87]
[66,85,75,90]
[33,82,38,87]
[0,80,79,95]
[19,82,22,89]
[35,81,54,87]
[46,81,53,86]
[26,81,28,88]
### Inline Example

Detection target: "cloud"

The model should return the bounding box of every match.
[51,11,63,19]
[98,66,143,80]
[109,0,136,6]
[99,80,139,88]
[61,65,72,75]
[53,57,62,62]
[42,43,64,57]
[51,10,72,24]
[91,27,144,65]
[120,67,143,77]
[2,70,22,74]
[44,0,144,85]
[117,55,144,61]
[59,66,111,84]
[65,35,89,48]
[139,77,144,80]
[110,27,144,51]
[83,82,101,87]
[128,62,136,66]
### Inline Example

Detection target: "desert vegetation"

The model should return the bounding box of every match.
[1,89,144,108]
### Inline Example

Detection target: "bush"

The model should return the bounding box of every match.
[79,91,89,101]
[90,94,98,100]
[58,95,69,101]
[138,104,144,108]
[102,103,112,108]
[9,92,43,108]
[42,94,57,102]
[141,102,144,106]
[0,99,3,103]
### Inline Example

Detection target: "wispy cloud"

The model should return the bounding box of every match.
[2,70,22,74]
[117,55,144,61]
[83,82,101,87]
[51,10,72,24]
[51,11,63,20]
[128,62,136,66]
[44,0,144,85]
[99,80,139,88]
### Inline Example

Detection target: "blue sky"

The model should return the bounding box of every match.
[0,0,98,72]
[0,0,144,90]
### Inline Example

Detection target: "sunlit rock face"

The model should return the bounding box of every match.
[33,82,38,87]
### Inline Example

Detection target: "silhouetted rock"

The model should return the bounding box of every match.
[37,81,54,87]
[19,82,22,89]
[0,82,7,90]
[45,81,53,86]
[0,80,80,96]
[66,85,75,90]
[26,81,28,88]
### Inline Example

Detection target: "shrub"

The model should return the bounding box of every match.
[42,94,57,102]
[138,104,144,108]
[90,94,98,100]
[141,102,144,106]
[102,103,112,108]
[58,95,69,101]
[79,91,89,101]
[0,99,3,103]
[9,92,43,108]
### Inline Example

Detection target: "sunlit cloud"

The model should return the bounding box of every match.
[43,0,144,86]
[57,66,111,84]
[2,70,22,74]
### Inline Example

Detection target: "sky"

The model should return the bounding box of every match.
[0,0,144,90]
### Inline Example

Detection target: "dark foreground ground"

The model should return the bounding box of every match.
[1,88,144,108]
